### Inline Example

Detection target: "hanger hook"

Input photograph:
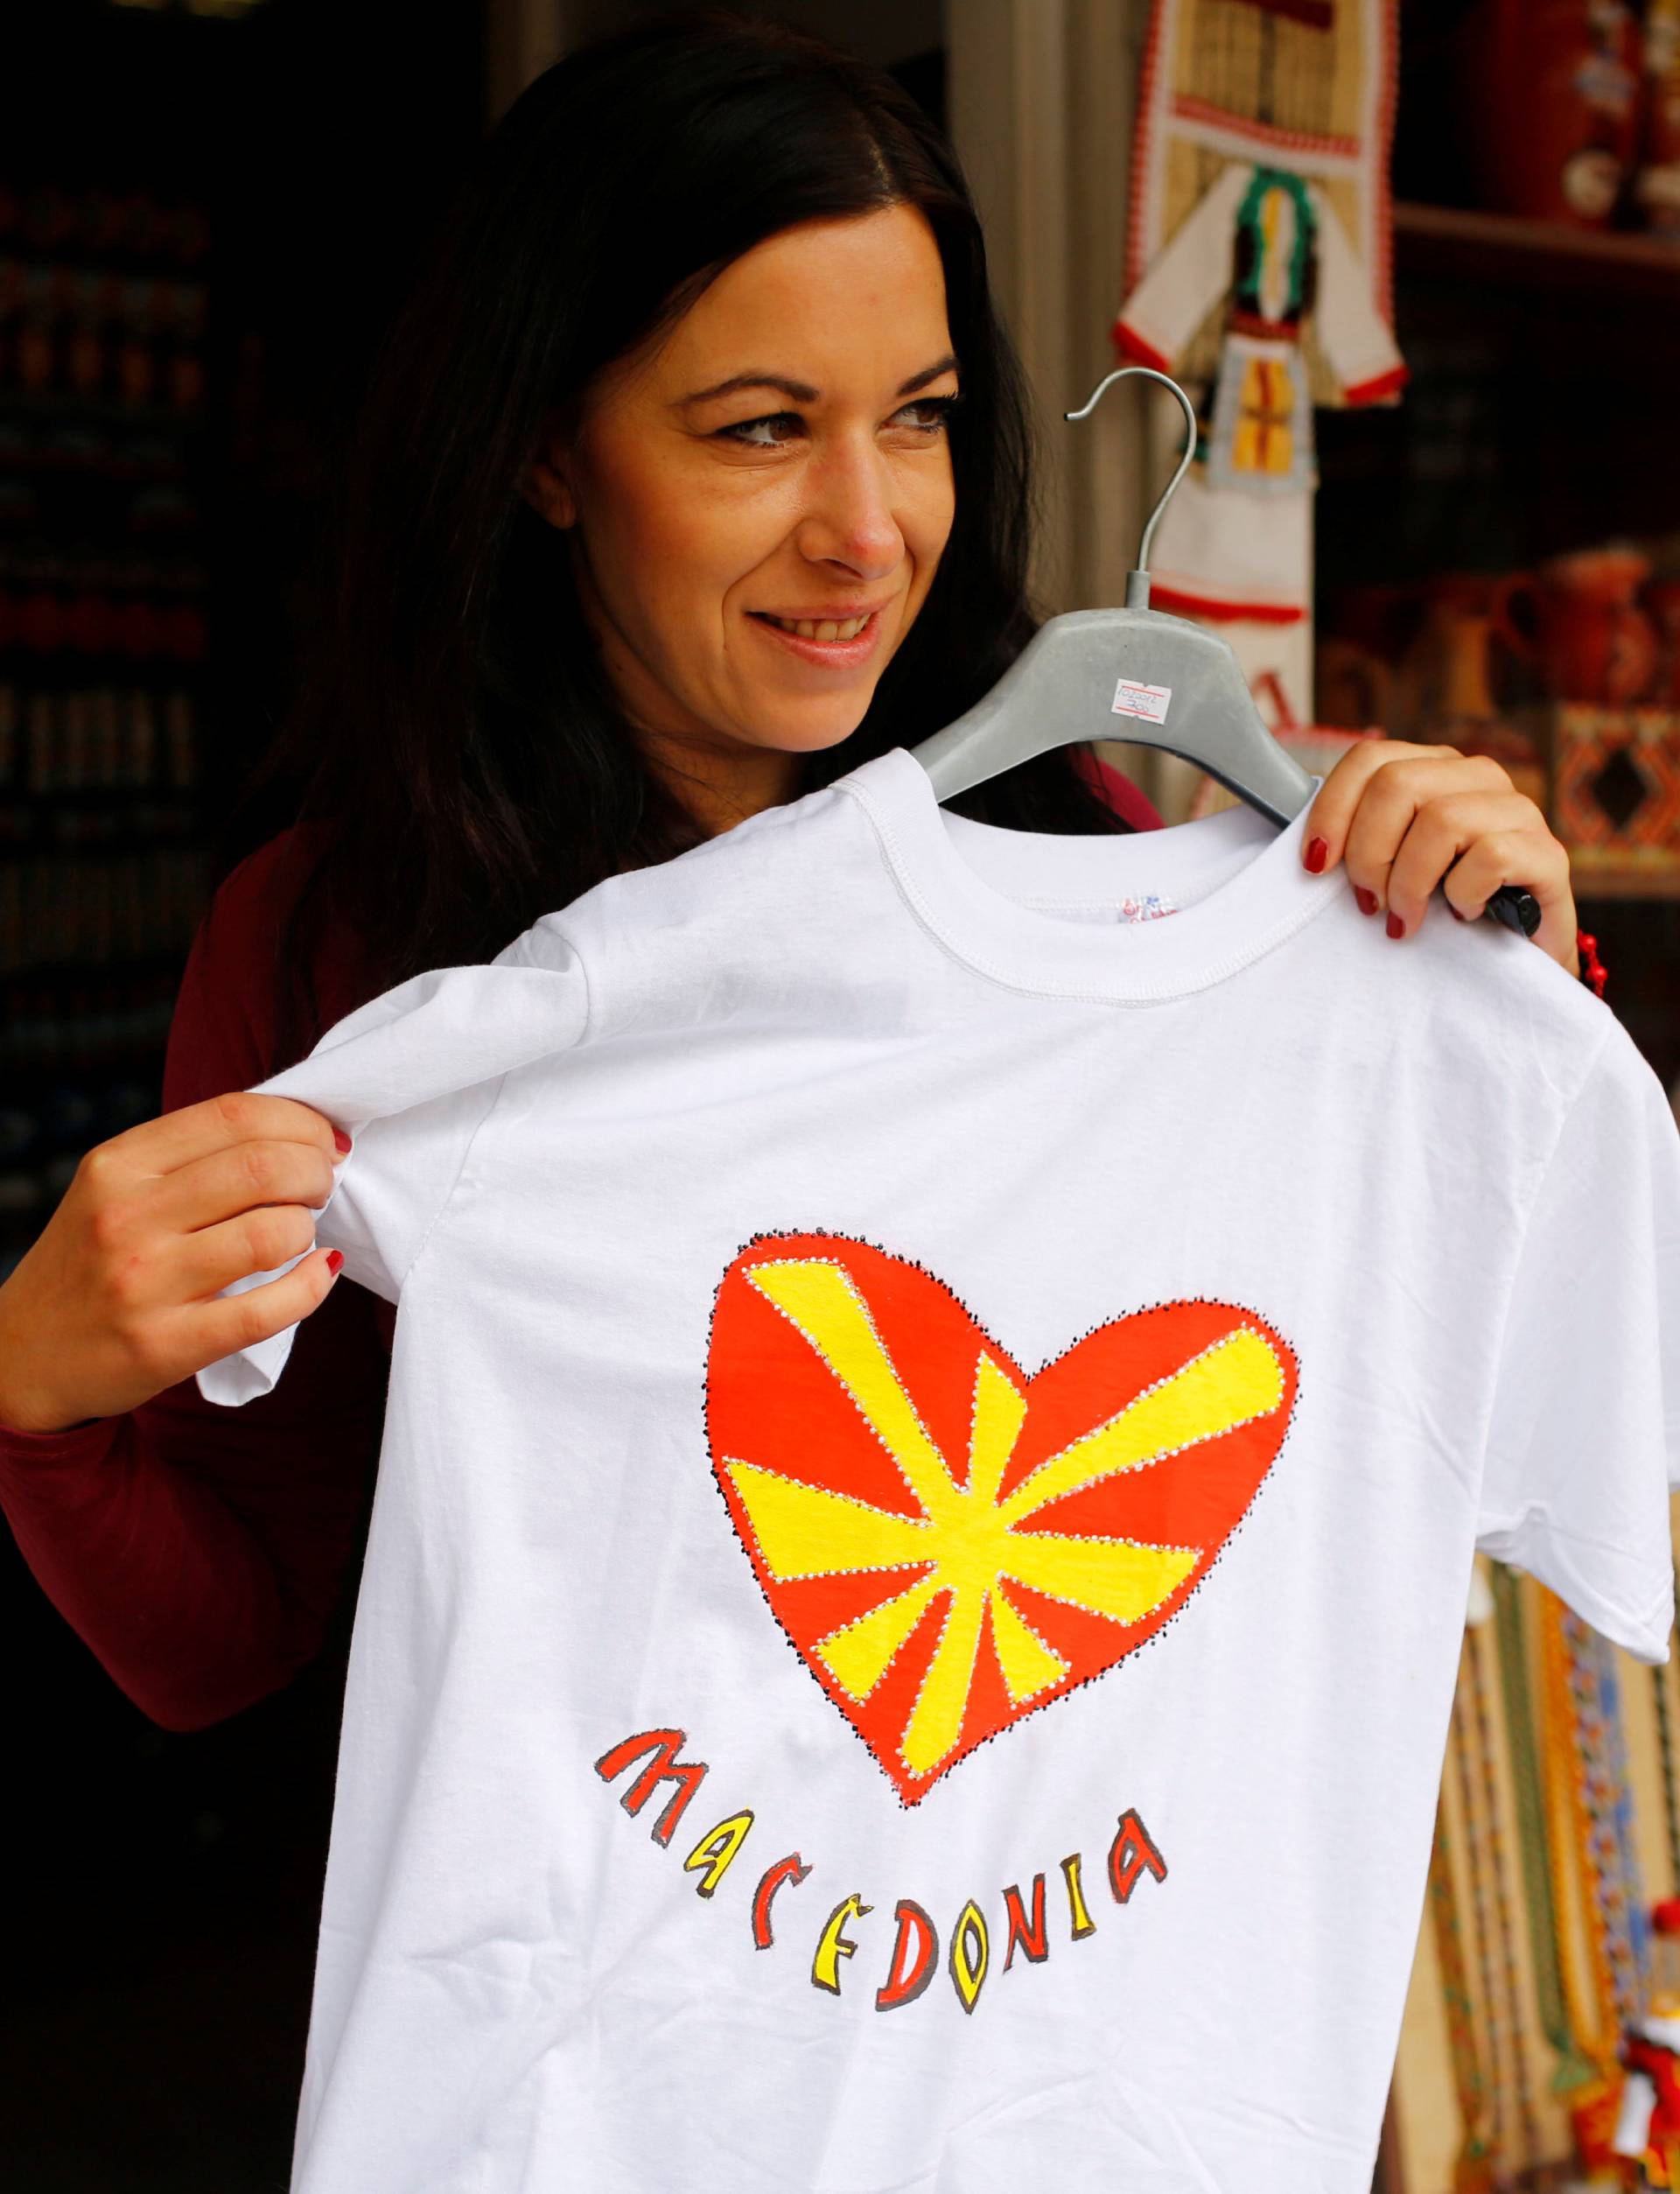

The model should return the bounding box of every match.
[1064,366,1197,606]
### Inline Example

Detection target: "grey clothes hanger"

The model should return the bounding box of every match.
[906,364,1541,938]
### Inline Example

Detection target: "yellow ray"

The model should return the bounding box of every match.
[901,1584,988,1776]
[746,1260,960,1520]
[990,1588,1068,1704]
[999,1326,1284,1528]
[1003,1532,1199,1627]
[967,1353,1026,1509]
[724,1458,933,1580]
[815,1575,942,1700]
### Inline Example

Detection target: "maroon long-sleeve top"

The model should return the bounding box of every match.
[0,757,1163,1731]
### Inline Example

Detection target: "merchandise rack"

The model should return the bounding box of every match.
[0,181,214,1285]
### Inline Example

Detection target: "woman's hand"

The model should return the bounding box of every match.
[0,1094,349,1436]
[1299,740,1581,978]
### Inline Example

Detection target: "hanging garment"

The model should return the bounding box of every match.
[199,745,1680,2194]
[1116,158,1408,705]
[1116,0,1407,720]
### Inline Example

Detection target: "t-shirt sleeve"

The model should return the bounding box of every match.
[195,950,590,1409]
[1474,1019,1680,1665]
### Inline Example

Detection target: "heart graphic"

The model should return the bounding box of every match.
[706,1231,1298,1805]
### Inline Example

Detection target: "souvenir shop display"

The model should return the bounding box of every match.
[0,179,213,1282]
[1413,1567,1680,2190]
[1426,1774,1500,2190]
[1460,1567,1545,2177]
[1549,703,1680,886]
[1488,1562,1600,2104]
[1493,550,1661,713]
[1449,0,1644,229]
[1641,0,1680,241]
[1113,0,1407,725]
[1313,543,1680,904]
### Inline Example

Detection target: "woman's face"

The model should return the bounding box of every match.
[523,202,960,826]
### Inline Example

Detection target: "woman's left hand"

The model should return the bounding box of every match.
[1299,740,1581,979]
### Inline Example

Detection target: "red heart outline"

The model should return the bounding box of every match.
[706,1230,1299,1805]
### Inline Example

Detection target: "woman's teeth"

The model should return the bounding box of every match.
[760,612,872,641]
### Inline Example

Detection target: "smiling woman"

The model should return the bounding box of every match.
[217,2,1146,1073]
[515,203,971,833]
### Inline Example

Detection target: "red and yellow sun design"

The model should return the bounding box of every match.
[706,1231,1299,1805]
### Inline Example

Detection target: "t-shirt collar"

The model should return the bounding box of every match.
[832,744,1340,1002]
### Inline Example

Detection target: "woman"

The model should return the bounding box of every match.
[0,0,1592,1939]
[0,3,1599,1715]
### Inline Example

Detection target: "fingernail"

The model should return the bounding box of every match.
[1449,907,1466,923]
[333,1127,353,1153]
[1305,837,1327,873]
[1386,912,1406,939]
[1354,886,1378,916]
[326,1249,344,1275]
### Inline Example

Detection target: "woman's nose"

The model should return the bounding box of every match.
[794,442,906,573]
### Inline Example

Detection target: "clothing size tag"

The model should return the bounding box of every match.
[1111,678,1172,725]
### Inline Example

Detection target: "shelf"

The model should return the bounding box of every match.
[1392,200,1680,303]
[1566,862,1680,901]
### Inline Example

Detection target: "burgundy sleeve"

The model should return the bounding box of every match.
[0,834,392,1733]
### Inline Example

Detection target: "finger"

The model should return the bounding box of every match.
[176,1190,332,1301]
[1384,791,1542,939]
[159,1135,343,1244]
[102,1092,352,1180]
[165,1242,346,1384]
[1342,754,1512,920]
[1299,740,1446,873]
[1438,817,1576,955]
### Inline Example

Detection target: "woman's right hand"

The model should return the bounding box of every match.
[0,1093,350,1436]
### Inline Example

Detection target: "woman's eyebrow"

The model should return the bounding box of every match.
[675,352,960,408]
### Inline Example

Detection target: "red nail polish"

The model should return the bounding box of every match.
[326,1249,344,1275]
[333,1127,352,1153]
[1354,886,1378,917]
[1386,912,1406,939]
[1449,907,1466,923]
[1305,837,1327,873]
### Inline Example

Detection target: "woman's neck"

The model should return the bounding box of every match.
[640,733,808,838]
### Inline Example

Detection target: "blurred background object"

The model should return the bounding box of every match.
[0,6,486,2190]
[1306,0,1680,1104]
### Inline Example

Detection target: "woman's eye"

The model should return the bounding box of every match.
[717,394,963,448]
[716,412,800,448]
[898,395,963,433]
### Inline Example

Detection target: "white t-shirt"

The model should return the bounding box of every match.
[200,744,1680,2194]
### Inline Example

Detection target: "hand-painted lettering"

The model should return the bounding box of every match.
[875,1899,938,2012]
[593,1725,1167,2016]
[1060,1852,1096,1940]
[813,1893,872,1996]
[682,1809,755,1898]
[1108,1809,1168,1903]
[593,1728,708,1847]
[1002,1875,1048,1968]
[751,1854,811,1949]
[948,1898,990,2015]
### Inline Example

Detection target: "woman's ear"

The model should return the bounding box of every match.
[522,418,577,529]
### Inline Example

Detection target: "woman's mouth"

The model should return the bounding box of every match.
[748,607,885,667]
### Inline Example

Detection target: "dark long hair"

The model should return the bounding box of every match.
[230,5,1136,1067]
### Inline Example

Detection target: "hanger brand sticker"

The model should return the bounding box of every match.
[1111,678,1172,725]
[708,1231,1298,1805]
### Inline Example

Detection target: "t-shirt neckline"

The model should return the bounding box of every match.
[832,744,1340,1002]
